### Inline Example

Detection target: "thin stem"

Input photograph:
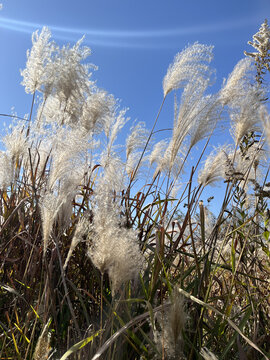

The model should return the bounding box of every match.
[100,273,103,347]
[128,95,167,188]
[26,90,36,136]
[53,236,82,338]
[0,113,30,122]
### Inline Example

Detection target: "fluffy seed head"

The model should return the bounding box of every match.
[260,106,270,148]
[0,152,13,188]
[153,288,187,358]
[229,88,263,144]
[21,27,54,94]
[3,122,29,161]
[219,58,256,107]
[244,19,270,83]
[87,201,144,296]
[198,146,229,187]
[32,320,52,360]
[63,216,90,270]
[200,347,218,360]
[87,152,144,296]
[163,42,214,96]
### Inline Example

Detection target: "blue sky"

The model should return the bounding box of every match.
[0,0,269,123]
[0,0,269,209]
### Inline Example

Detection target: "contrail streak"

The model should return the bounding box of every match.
[0,15,262,48]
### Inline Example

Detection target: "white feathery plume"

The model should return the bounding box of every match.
[170,182,182,199]
[39,125,88,254]
[229,87,264,145]
[36,90,82,127]
[167,83,196,168]
[232,146,265,191]
[166,74,217,170]
[203,206,217,239]
[33,34,96,127]
[81,91,116,133]
[88,209,143,296]
[153,288,187,358]
[57,93,84,126]
[63,216,90,270]
[244,19,270,71]
[220,57,265,145]
[40,174,84,256]
[98,151,126,194]
[163,42,214,96]
[149,140,169,169]
[200,347,218,360]
[46,42,94,125]
[23,140,51,180]
[149,140,185,178]
[163,141,187,178]
[106,108,128,154]
[125,152,140,177]
[189,93,220,148]
[3,122,29,161]
[39,192,63,255]
[165,289,187,356]
[88,211,144,296]
[198,146,229,187]
[0,152,13,189]
[22,116,53,178]
[220,147,256,185]
[36,95,61,125]
[219,58,256,108]
[55,172,85,228]
[260,105,270,148]
[87,152,144,296]
[37,93,82,128]
[126,121,148,159]
[32,319,52,360]
[21,27,54,94]
[40,169,84,255]
[48,37,93,103]
[125,122,149,176]
[48,127,87,191]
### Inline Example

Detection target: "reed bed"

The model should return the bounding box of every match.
[0,20,270,360]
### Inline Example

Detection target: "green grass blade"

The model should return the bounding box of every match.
[59,330,101,360]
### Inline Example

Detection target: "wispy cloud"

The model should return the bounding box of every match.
[0,15,262,48]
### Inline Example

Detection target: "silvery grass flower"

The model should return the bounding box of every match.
[0,152,13,189]
[163,42,214,96]
[229,89,264,145]
[32,319,52,360]
[219,58,256,108]
[260,105,270,149]
[162,49,220,179]
[125,121,149,176]
[244,19,270,83]
[200,347,218,360]
[87,197,144,296]
[87,152,144,296]
[198,145,230,187]
[63,216,91,270]
[21,27,54,95]
[3,121,29,162]
[153,288,187,359]
[220,57,266,144]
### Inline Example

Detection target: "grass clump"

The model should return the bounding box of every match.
[0,21,270,360]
